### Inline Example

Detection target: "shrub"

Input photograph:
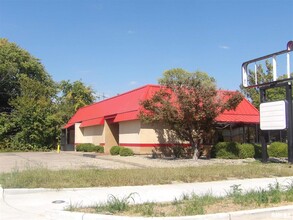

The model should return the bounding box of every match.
[213,142,262,159]
[119,147,134,156]
[216,148,238,159]
[110,146,121,155]
[268,142,288,158]
[96,146,104,153]
[76,143,93,152]
[239,143,255,159]
[172,146,185,158]
[211,142,226,158]
[76,143,102,152]
[253,144,262,159]
[213,142,240,159]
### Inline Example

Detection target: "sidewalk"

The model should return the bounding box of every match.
[1,176,293,220]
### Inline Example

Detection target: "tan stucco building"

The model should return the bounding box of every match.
[62,85,259,154]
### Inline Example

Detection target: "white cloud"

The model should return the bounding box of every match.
[219,45,230,50]
[129,81,138,85]
[127,30,135,35]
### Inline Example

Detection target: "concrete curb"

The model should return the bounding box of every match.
[0,184,3,200]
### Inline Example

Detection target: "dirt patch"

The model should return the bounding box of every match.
[72,198,293,217]
[0,151,257,173]
[99,154,256,169]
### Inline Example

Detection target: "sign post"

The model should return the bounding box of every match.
[286,83,293,163]
[242,41,293,163]
[259,87,268,162]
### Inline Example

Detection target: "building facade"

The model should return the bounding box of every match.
[62,85,260,154]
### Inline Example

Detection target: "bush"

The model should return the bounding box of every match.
[76,143,95,152]
[110,146,122,155]
[119,147,134,156]
[253,144,262,159]
[213,142,240,159]
[268,142,288,158]
[96,146,104,153]
[211,142,227,158]
[216,148,238,159]
[172,146,185,158]
[213,142,262,159]
[76,143,104,153]
[239,143,255,159]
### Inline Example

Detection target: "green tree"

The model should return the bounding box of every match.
[0,39,97,151]
[57,80,96,124]
[0,75,59,150]
[0,38,58,150]
[139,68,243,159]
[240,61,287,108]
[0,38,53,113]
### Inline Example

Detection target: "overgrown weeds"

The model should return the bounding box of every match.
[72,181,293,217]
[96,193,137,214]
[227,181,284,207]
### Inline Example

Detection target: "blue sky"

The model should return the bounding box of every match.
[1,0,293,99]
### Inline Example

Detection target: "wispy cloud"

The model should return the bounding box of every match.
[127,30,135,35]
[129,81,138,85]
[219,45,230,50]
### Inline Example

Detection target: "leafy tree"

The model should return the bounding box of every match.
[240,61,287,108]
[0,38,53,113]
[139,68,243,159]
[0,39,97,151]
[0,75,59,150]
[57,80,96,124]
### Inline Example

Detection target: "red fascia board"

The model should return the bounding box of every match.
[114,111,139,122]
[80,118,104,128]
[104,114,117,120]
[63,123,74,129]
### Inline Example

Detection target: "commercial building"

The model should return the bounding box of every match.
[62,85,259,154]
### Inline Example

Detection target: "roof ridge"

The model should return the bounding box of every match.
[74,85,159,111]
[112,84,160,98]
[241,97,259,112]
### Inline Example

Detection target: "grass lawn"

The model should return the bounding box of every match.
[0,161,293,188]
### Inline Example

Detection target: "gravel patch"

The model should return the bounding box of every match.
[94,154,256,169]
[0,151,257,173]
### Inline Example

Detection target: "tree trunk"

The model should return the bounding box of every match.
[192,141,199,160]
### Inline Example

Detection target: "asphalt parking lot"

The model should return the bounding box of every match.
[0,151,143,173]
[0,151,251,173]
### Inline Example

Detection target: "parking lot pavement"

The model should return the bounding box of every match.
[0,151,254,173]
[0,151,143,173]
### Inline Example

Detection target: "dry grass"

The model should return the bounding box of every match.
[69,182,293,217]
[0,161,293,188]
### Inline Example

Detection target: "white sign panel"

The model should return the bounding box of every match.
[260,100,287,130]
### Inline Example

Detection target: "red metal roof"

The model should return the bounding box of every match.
[64,84,259,128]
[216,98,259,124]
[64,85,160,128]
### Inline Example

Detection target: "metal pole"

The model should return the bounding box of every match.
[286,82,293,163]
[260,87,268,163]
